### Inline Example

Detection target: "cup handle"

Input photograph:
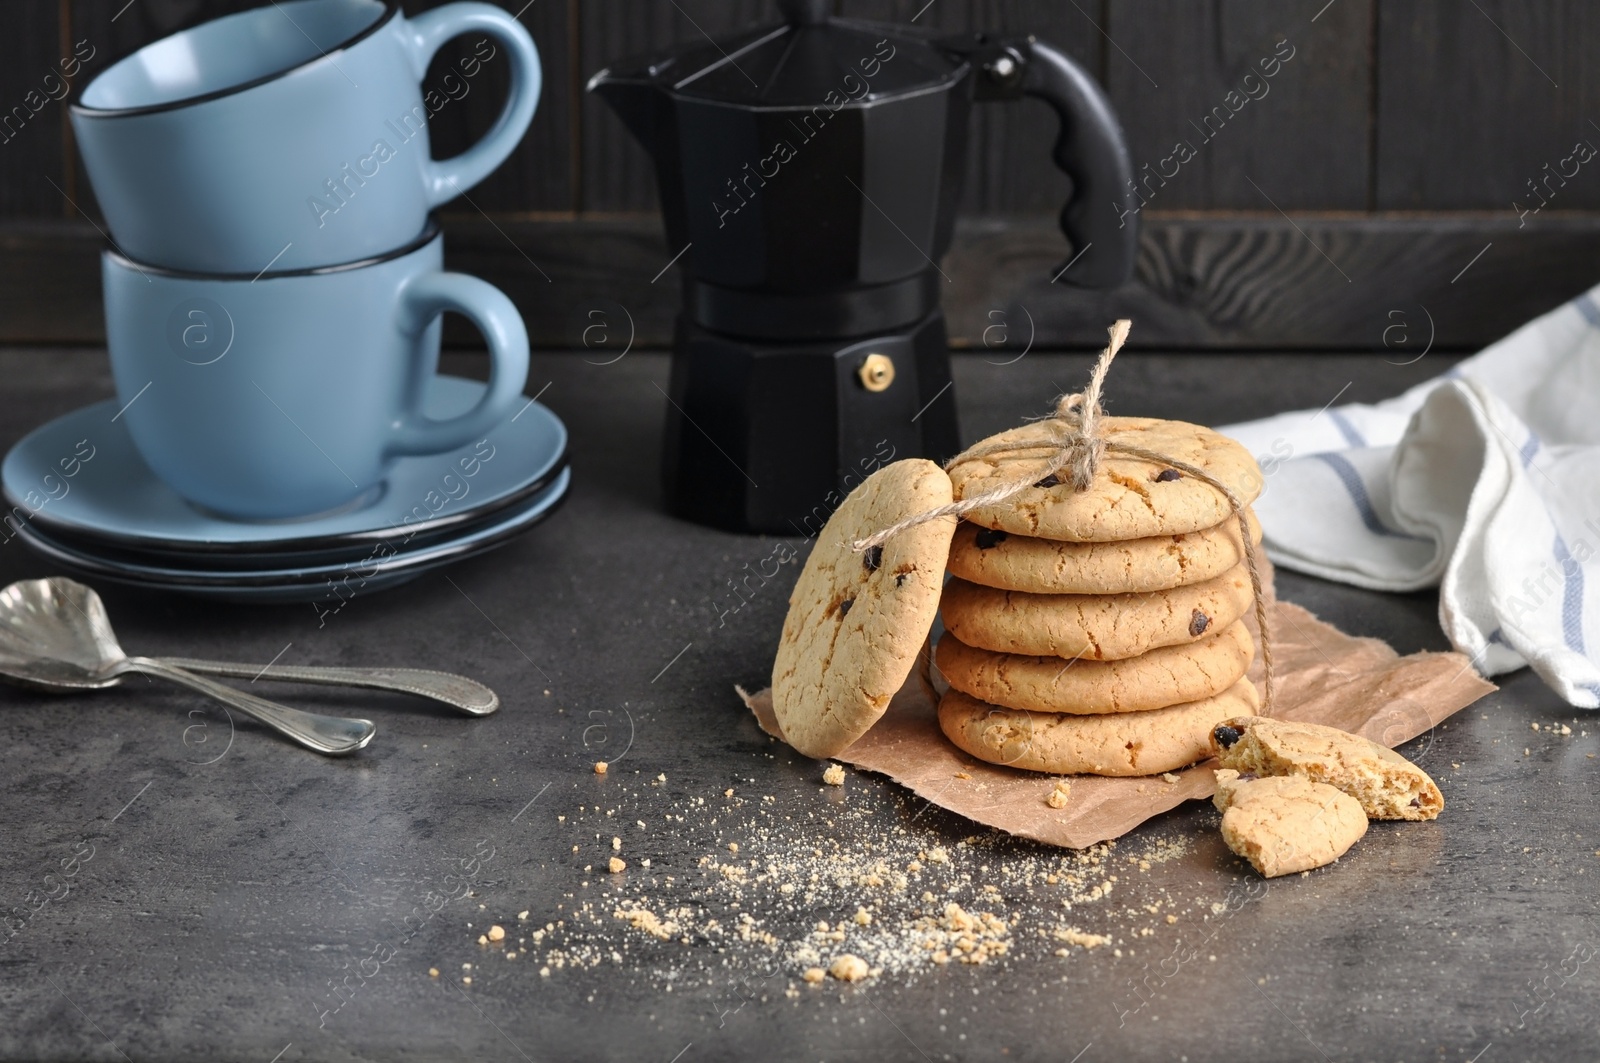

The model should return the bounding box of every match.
[390,272,530,457]
[404,2,542,206]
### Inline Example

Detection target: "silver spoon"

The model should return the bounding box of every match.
[158,658,498,715]
[0,578,374,756]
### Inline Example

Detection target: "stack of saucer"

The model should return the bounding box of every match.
[6,1,559,602]
[2,377,567,604]
[933,417,1267,777]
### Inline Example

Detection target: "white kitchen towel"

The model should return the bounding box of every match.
[1220,286,1600,708]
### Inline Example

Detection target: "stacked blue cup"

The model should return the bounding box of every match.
[70,0,539,520]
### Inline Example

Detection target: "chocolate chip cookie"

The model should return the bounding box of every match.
[937,678,1259,776]
[945,509,1262,594]
[940,562,1253,661]
[1213,769,1368,878]
[772,460,955,759]
[946,417,1262,542]
[1211,717,1444,821]
[935,621,1255,715]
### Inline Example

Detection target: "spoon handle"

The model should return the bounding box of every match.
[123,656,376,756]
[158,658,498,715]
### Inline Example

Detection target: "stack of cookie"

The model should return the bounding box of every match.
[933,416,1267,778]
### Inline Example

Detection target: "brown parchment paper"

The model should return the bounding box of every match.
[739,568,1496,849]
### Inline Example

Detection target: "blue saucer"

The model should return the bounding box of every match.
[16,467,570,604]
[2,376,566,555]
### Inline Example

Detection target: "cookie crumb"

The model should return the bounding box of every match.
[594,761,608,774]
[487,925,505,942]
[1165,915,1178,924]
[612,837,622,852]
[518,910,530,920]
[955,772,971,780]
[1054,927,1111,950]
[724,788,734,797]
[462,976,472,985]
[428,967,439,978]
[1161,772,1181,784]
[609,857,627,874]
[727,842,739,853]
[1046,782,1070,809]
[802,967,825,984]
[822,763,846,786]
[476,935,488,945]
[853,907,872,926]
[829,954,870,982]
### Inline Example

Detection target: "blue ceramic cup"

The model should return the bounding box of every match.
[72,0,539,273]
[102,221,530,520]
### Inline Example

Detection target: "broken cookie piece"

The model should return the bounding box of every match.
[828,954,870,982]
[1211,716,1443,821]
[1213,769,1367,878]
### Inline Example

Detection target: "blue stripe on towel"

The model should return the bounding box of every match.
[1520,432,1542,468]
[1327,408,1366,448]
[1554,534,1587,654]
[1310,452,1425,540]
[1574,291,1600,327]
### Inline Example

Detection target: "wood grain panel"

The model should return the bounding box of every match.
[1106,0,1372,211]
[579,0,781,213]
[410,0,574,213]
[9,213,1596,351]
[0,0,79,218]
[1376,0,1600,210]
[840,0,1104,214]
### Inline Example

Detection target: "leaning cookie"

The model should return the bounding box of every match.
[937,679,1259,776]
[941,562,1253,661]
[935,621,1254,715]
[1213,769,1368,878]
[946,509,1263,595]
[947,417,1262,542]
[772,460,956,759]
[1211,717,1443,821]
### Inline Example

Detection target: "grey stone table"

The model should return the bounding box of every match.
[0,348,1594,1063]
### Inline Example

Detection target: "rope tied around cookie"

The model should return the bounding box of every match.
[850,318,1275,712]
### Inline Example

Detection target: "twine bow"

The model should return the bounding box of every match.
[852,319,1275,712]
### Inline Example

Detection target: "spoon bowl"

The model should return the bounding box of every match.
[0,577,126,690]
[0,577,376,755]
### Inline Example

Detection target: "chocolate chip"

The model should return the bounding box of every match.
[1154,468,1182,482]
[1213,724,1243,749]
[1237,772,1258,781]
[838,598,854,618]
[1034,473,1062,489]
[1189,609,1210,637]
[894,573,907,587]
[1409,796,1421,808]
[974,528,1009,549]
[863,545,883,572]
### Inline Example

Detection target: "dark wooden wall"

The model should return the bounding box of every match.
[3,0,1599,350]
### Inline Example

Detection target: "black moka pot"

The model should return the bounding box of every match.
[590,0,1137,534]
